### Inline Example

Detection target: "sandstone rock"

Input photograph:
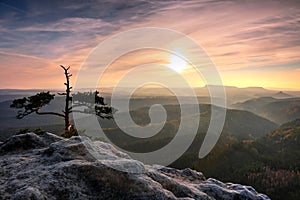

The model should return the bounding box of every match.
[0,133,270,200]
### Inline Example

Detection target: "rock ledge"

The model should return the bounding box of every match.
[0,133,270,200]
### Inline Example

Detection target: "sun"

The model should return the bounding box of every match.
[167,53,188,73]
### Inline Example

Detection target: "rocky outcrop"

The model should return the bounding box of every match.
[0,133,270,200]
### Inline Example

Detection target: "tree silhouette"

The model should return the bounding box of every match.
[58,65,72,131]
[10,65,114,135]
[72,91,115,119]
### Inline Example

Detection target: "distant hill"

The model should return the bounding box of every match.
[0,92,277,141]
[101,104,277,153]
[78,86,297,105]
[272,91,294,99]
[254,118,300,164]
[233,97,300,124]
[0,89,62,103]
[172,118,300,200]
[199,85,276,104]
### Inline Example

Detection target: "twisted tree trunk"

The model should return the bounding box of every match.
[59,65,73,131]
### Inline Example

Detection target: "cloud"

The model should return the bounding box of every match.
[18,18,113,33]
[0,0,300,89]
[224,61,300,72]
[0,0,176,59]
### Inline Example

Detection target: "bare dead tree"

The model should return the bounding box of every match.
[58,65,72,131]
[11,65,114,136]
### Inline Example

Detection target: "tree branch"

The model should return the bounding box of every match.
[35,110,65,118]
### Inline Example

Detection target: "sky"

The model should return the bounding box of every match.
[0,0,300,90]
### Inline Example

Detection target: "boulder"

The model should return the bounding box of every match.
[0,133,270,200]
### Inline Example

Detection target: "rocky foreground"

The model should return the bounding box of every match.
[0,133,270,200]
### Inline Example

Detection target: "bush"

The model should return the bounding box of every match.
[15,128,30,135]
[16,128,47,135]
[33,128,47,135]
[61,126,78,138]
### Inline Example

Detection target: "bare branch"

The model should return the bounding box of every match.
[58,92,67,95]
[35,110,65,118]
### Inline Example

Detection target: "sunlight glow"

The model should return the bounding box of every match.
[167,53,188,73]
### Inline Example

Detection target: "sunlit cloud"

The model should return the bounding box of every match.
[0,0,299,89]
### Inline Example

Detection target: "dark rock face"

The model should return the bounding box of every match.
[0,133,270,200]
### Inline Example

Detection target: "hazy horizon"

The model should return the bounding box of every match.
[1,84,300,91]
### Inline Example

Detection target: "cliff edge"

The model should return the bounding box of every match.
[0,133,270,200]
